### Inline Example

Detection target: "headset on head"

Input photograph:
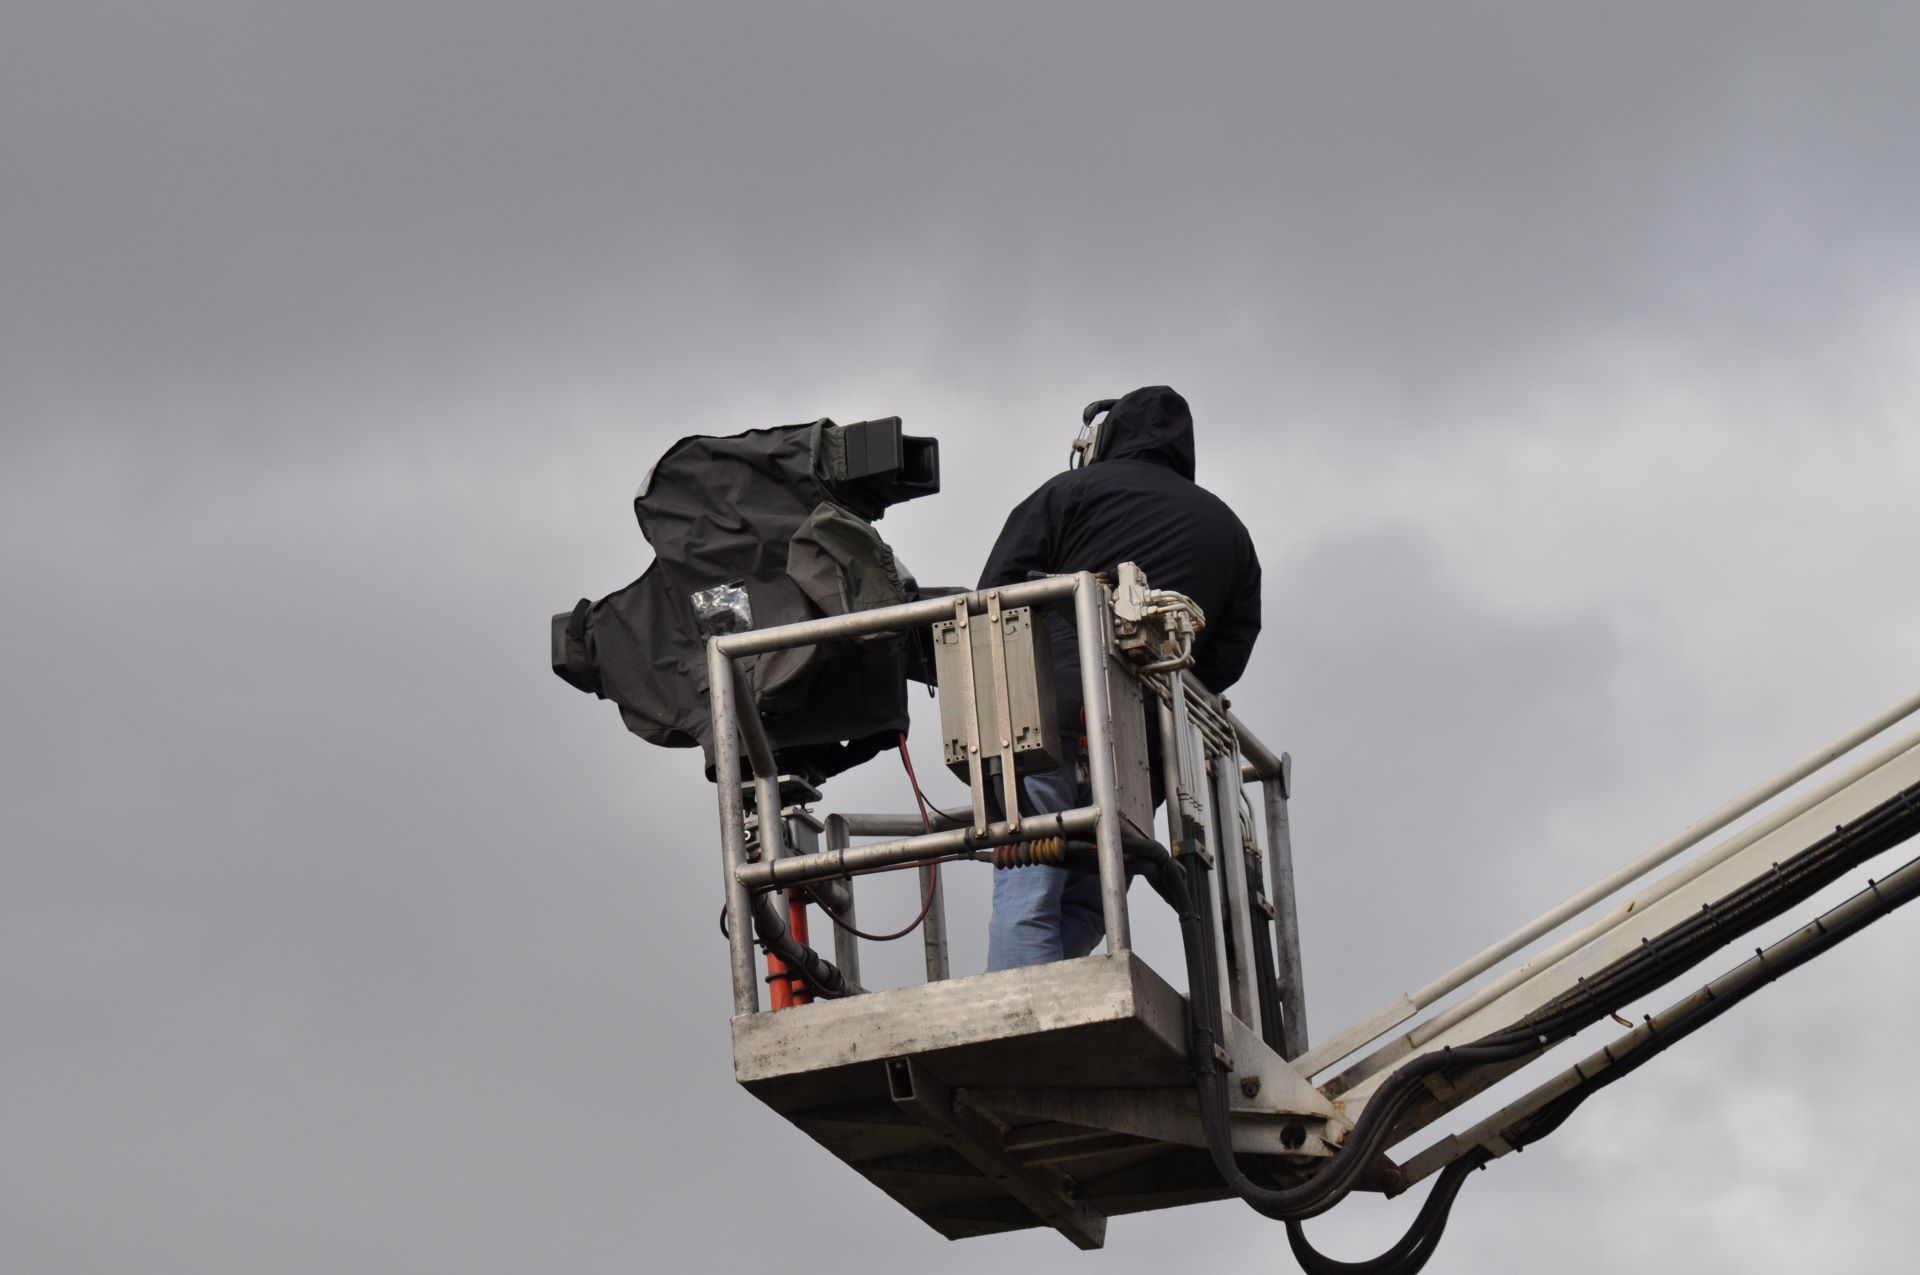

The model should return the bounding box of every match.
[1070,398,1119,469]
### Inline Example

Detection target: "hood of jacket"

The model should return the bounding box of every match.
[1097,385,1195,479]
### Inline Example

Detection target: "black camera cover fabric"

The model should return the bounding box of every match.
[553,420,929,783]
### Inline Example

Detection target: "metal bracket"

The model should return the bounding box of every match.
[887,1057,1107,1250]
[966,1085,1338,1159]
[950,598,990,836]
[985,590,1021,834]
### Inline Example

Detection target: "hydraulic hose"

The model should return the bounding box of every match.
[1092,831,1191,915]
[1174,852,1540,1223]
[751,891,857,998]
[1285,1150,1491,1275]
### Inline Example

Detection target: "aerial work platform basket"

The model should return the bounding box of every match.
[700,567,1920,1267]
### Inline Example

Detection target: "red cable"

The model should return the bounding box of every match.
[896,730,938,837]
[809,732,940,943]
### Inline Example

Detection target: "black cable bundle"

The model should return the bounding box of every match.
[1171,776,1920,1274]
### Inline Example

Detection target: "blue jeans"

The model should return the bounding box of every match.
[986,766,1111,971]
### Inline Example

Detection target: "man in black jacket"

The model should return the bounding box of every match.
[979,385,1262,970]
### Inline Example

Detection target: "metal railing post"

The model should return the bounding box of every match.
[708,640,760,1016]
[920,862,950,982]
[1213,743,1263,1032]
[739,808,1098,889]
[1223,708,1310,1056]
[1074,573,1131,955]
[823,815,863,989]
[1263,760,1308,1059]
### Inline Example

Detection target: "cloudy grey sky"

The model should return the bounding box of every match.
[6,4,1920,1271]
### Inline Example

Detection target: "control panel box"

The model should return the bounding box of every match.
[932,605,1061,780]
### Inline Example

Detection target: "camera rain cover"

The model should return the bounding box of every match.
[552,418,938,783]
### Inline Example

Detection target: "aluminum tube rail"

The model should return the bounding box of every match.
[1215,742,1263,1027]
[708,642,760,1015]
[1075,575,1132,955]
[1157,699,1184,831]
[1169,675,1234,1000]
[737,807,1100,890]
[732,653,785,863]
[713,575,1079,657]
[823,816,862,988]
[919,863,950,981]
[1158,697,1188,862]
[1397,847,1920,1189]
[728,663,778,780]
[834,810,970,836]
[829,803,968,989]
[1227,709,1284,780]
[1296,689,1920,1077]
[1228,708,1309,1051]
[755,774,787,863]
[805,875,853,914]
[1264,780,1309,1058]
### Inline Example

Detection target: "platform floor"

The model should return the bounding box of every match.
[732,953,1317,1246]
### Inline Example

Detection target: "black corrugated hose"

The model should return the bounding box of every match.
[1285,1149,1490,1275]
[1173,853,1539,1227]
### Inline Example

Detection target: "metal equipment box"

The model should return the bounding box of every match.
[932,605,1061,780]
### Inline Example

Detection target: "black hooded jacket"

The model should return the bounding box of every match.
[978,386,1262,752]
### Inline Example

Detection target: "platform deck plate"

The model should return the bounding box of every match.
[733,953,1300,1244]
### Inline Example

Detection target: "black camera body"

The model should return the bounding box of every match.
[552,416,940,783]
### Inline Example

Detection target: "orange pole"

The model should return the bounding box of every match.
[763,892,812,1010]
[766,944,793,1010]
[786,892,813,1006]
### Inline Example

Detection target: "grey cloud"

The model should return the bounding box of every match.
[9,4,1920,439]
[8,4,1920,1273]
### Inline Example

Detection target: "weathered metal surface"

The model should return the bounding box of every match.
[948,597,989,835]
[734,953,1332,1243]
[1262,763,1309,1059]
[889,1057,1108,1250]
[1105,649,1156,839]
[712,570,1343,1243]
[1216,999,1335,1121]
[1074,575,1133,955]
[737,807,1098,889]
[967,1084,1335,1158]
[733,954,1185,1089]
[1215,745,1264,1034]
[821,813,862,989]
[1293,995,1422,1080]
[983,592,1023,829]
[918,860,950,983]
[713,574,1080,657]
[708,642,759,1015]
[933,601,1060,782]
